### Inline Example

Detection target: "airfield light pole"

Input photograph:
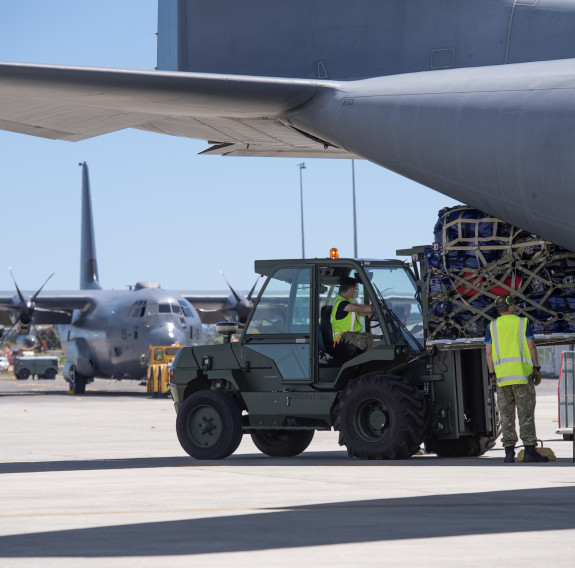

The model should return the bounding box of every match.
[298,162,306,258]
[352,159,358,257]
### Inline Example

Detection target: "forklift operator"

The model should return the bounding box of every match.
[331,276,377,352]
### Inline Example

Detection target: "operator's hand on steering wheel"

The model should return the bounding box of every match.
[367,306,378,323]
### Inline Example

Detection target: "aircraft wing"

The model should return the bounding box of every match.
[178,292,234,324]
[177,291,256,325]
[0,62,355,158]
[0,291,96,326]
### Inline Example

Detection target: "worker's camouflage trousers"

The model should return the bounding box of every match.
[338,331,376,352]
[497,380,537,447]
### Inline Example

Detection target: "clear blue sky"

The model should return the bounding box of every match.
[0,1,459,294]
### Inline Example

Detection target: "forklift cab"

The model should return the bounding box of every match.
[240,258,423,384]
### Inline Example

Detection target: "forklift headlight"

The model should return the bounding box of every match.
[394,346,409,358]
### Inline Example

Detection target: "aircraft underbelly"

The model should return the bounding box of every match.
[291,59,575,251]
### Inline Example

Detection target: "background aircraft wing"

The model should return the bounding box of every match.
[0,291,96,326]
[176,291,255,325]
[179,292,237,325]
[0,63,355,158]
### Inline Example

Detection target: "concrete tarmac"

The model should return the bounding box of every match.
[0,375,574,567]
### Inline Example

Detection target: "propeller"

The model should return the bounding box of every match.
[220,270,259,325]
[0,269,54,347]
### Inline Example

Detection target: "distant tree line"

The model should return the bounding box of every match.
[37,328,62,350]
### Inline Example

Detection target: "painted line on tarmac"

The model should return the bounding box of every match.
[2,500,575,519]
[0,508,264,519]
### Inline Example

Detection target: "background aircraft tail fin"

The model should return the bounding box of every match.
[79,162,101,291]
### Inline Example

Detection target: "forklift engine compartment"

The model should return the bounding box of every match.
[170,257,498,460]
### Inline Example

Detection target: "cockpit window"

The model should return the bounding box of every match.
[159,301,191,316]
[158,303,171,314]
[129,300,147,317]
[179,299,195,318]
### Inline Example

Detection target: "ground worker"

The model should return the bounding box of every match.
[484,295,549,463]
[330,276,376,351]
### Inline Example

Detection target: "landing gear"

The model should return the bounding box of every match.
[68,366,89,394]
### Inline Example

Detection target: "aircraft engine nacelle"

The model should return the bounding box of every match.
[15,317,32,336]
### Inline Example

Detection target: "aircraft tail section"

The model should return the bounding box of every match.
[79,162,101,291]
[157,0,575,80]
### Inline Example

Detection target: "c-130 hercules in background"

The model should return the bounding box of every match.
[0,0,575,251]
[0,163,258,394]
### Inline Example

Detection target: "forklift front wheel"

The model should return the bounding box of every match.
[176,390,243,460]
[334,372,426,460]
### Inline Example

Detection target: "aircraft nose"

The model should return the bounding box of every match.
[147,325,188,347]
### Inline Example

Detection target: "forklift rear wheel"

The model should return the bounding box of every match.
[176,390,243,460]
[334,372,426,460]
[250,429,314,457]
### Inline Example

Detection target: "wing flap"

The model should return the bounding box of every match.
[200,142,356,158]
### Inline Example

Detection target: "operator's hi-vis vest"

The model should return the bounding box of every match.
[331,294,362,342]
[489,314,532,387]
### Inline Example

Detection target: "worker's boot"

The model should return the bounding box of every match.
[504,446,515,463]
[523,445,549,463]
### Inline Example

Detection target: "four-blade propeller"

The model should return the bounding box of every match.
[220,270,259,326]
[0,269,55,347]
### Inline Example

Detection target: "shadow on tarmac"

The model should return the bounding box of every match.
[1,486,575,557]
[1,451,574,474]
[0,390,154,398]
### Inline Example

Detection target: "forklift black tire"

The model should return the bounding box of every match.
[425,434,497,457]
[17,369,30,380]
[425,437,479,457]
[176,390,243,460]
[250,429,315,457]
[333,372,426,460]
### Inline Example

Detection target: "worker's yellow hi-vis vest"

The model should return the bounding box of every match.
[331,294,362,341]
[489,314,532,387]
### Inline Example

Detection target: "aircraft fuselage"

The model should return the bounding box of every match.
[160,0,575,80]
[58,287,202,381]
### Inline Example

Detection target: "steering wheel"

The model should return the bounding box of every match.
[367,308,382,333]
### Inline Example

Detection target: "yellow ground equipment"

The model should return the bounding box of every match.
[147,345,182,396]
[517,441,557,462]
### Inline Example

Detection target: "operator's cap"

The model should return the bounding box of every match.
[495,295,515,310]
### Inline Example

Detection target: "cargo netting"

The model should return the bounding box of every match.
[425,206,575,341]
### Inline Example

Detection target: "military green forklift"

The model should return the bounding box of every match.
[169,252,498,460]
